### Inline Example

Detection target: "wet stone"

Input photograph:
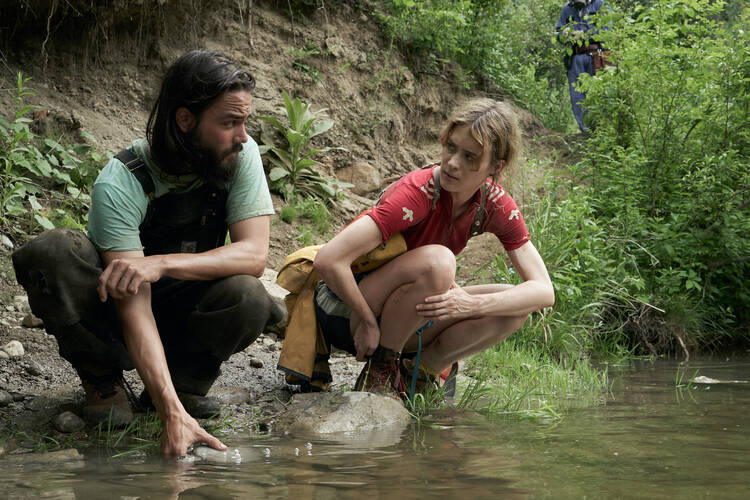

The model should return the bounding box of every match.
[0,390,13,406]
[25,396,54,412]
[53,411,86,433]
[1,340,24,357]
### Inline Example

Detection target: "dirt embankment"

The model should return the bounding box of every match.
[0,0,567,444]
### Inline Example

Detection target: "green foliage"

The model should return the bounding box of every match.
[461,339,608,418]
[576,0,749,343]
[493,175,651,358]
[288,43,323,82]
[0,73,101,237]
[258,90,351,201]
[377,0,573,131]
[279,195,333,244]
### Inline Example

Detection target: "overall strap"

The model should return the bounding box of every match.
[114,149,155,200]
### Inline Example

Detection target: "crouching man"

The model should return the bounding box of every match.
[12,49,283,456]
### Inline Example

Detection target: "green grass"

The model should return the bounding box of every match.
[459,340,609,419]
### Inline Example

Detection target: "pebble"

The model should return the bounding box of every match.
[1,340,24,357]
[21,313,44,328]
[1,235,13,249]
[249,357,264,368]
[13,296,30,314]
[0,390,13,406]
[25,360,43,376]
[53,411,86,433]
[0,350,8,360]
[262,337,276,347]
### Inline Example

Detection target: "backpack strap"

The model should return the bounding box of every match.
[431,165,441,210]
[115,148,155,200]
[470,181,487,237]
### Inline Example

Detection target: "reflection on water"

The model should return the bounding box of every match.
[1,356,749,499]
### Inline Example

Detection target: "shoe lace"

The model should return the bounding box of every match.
[370,360,405,395]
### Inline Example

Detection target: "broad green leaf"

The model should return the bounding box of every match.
[269,167,291,181]
[34,214,55,230]
[28,195,43,211]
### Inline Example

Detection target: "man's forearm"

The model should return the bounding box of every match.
[156,239,267,281]
[116,289,184,419]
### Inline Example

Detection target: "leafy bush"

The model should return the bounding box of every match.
[0,73,102,238]
[376,0,573,131]
[258,90,350,201]
[574,0,749,345]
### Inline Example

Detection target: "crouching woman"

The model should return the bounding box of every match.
[313,98,554,398]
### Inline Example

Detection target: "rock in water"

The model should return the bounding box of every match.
[190,446,243,464]
[276,391,411,443]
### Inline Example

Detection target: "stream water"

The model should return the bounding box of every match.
[1,356,748,498]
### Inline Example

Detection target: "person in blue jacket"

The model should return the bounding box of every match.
[556,0,609,132]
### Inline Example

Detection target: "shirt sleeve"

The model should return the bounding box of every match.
[87,159,150,252]
[225,138,275,225]
[365,171,434,242]
[483,183,531,251]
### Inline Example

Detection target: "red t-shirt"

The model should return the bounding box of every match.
[366,166,530,255]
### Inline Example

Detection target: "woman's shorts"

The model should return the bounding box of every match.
[313,279,357,356]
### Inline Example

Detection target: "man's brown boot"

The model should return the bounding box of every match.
[81,375,134,427]
[139,390,221,419]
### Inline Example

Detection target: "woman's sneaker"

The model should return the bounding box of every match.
[399,357,439,396]
[354,346,405,401]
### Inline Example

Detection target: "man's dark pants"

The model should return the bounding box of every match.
[11,228,282,395]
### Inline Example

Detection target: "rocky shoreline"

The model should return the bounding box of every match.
[0,263,373,454]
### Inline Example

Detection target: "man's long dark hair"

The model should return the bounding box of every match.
[146,49,255,175]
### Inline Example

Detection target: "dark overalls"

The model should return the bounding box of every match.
[556,0,608,132]
[11,149,283,395]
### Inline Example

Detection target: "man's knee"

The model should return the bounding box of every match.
[11,228,102,326]
[200,274,271,311]
[189,275,285,357]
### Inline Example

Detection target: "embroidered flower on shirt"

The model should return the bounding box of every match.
[402,206,414,222]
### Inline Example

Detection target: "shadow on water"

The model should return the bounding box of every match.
[1,355,749,498]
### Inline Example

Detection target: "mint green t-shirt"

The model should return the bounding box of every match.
[88,138,274,252]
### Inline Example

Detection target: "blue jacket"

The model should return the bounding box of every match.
[556,0,607,45]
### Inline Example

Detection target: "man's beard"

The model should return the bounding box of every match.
[186,129,242,187]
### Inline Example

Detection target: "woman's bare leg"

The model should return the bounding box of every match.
[357,245,456,352]
[403,284,527,372]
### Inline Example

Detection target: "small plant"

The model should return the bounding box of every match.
[288,45,322,82]
[0,72,102,238]
[280,203,299,224]
[258,90,350,201]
